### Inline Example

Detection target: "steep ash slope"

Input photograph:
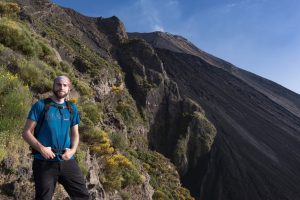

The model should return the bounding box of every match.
[129,32,300,200]
[129,32,300,118]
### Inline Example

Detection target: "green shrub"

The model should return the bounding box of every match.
[85,129,142,190]
[0,68,32,168]
[0,131,31,171]
[59,61,73,74]
[0,2,20,18]
[174,135,188,170]
[75,146,89,176]
[0,133,7,162]
[109,132,128,150]
[192,111,217,151]
[38,41,59,66]
[80,126,101,143]
[115,99,136,125]
[0,18,39,56]
[0,69,31,132]
[32,78,52,93]
[153,189,171,200]
[174,187,195,200]
[132,150,195,200]
[0,43,5,53]
[193,112,216,133]
[0,18,58,66]
[79,116,94,129]
[120,191,131,200]
[90,130,114,155]
[75,80,93,96]
[18,59,41,84]
[102,153,142,190]
[81,103,101,124]
[34,59,57,78]
[13,59,52,93]
[112,84,124,94]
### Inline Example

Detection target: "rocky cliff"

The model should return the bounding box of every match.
[129,32,300,199]
[0,1,299,200]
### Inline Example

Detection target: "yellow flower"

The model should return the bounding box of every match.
[69,97,78,103]
[106,154,133,169]
[112,84,124,94]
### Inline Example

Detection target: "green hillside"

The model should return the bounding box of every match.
[0,1,194,199]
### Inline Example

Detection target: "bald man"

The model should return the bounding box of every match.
[22,76,90,200]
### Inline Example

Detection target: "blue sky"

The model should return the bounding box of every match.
[51,0,300,94]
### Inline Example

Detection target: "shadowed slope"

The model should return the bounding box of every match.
[129,32,300,200]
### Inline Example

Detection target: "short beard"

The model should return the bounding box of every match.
[53,90,68,99]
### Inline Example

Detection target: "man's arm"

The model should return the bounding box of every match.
[61,124,79,160]
[22,119,55,159]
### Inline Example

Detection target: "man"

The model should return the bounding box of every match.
[22,76,90,200]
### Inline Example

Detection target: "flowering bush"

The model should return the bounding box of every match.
[112,84,123,94]
[88,130,142,190]
[0,18,38,56]
[90,130,114,155]
[102,153,142,190]
[0,2,20,18]
[0,69,31,164]
[0,69,31,132]
[132,150,195,200]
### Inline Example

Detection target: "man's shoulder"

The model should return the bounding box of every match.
[34,98,50,106]
[28,98,50,121]
[66,100,75,105]
[33,98,78,112]
[31,98,52,111]
[66,100,78,112]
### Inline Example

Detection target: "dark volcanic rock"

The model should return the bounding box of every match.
[130,32,300,200]
[117,35,219,198]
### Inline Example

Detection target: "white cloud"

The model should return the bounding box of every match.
[138,0,162,30]
[153,25,165,32]
[136,0,179,32]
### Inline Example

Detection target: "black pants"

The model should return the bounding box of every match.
[32,159,90,200]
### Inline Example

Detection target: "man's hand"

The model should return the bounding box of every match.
[40,146,56,159]
[61,148,75,160]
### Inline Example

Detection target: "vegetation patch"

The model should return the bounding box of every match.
[114,98,139,128]
[0,69,31,173]
[8,58,53,93]
[75,144,89,176]
[131,150,194,200]
[0,69,31,132]
[192,111,217,150]
[0,17,58,63]
[0,2,20,18]
[75,80,94,97]
[81,103,102,124]
[102,153,142,190]
[88,130,142,190]
[109,131,128,150]
[33,21,111,78]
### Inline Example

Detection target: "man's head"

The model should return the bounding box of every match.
[52,76,71,99]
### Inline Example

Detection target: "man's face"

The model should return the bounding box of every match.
[53,78,70,99]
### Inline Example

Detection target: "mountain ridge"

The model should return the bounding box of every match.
[129,32,300,118]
